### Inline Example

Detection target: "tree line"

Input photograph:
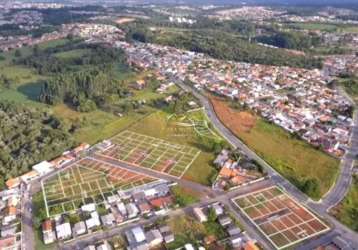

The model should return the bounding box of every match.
[0,101,74,188]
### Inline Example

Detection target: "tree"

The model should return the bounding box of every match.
[14,49,22,57]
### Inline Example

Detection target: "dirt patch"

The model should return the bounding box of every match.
[210,97,256,133]
[115,17,136,24]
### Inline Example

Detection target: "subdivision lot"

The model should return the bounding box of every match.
[99,130,201,178]
[42,157,158,217]
[232,186,330,249]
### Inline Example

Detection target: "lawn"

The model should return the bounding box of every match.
[210,98,339,199]
[127,110,219,185]
[54,48,90,59]
[331,174,358,232]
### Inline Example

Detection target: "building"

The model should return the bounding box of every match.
[5,178,21,189]
[193,207,207,222]
[42,220,56,244]
[126,203,139,219]
[101,213,116,227]
[146,229,163,248]
[86,212,101,230]
[3,206,17,225]
[56,222,72,240]
[218,215,232,226]
[33,161,54,176]
[73,221,87,236]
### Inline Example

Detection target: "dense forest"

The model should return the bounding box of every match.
[16,41,127,75]
[127,26,322,69]
[0,101,73,186]
[39,69,129,112]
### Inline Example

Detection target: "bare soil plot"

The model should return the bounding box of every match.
[98,130,200,178]
[232,186,330,249]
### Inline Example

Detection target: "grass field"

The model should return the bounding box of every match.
[53,104,154,145]
[124,111,220,185]
[42,157,158,216]
[210,98,339,199]
[233,186,329,249]
[289,22,358,33]
[331,174,358,232]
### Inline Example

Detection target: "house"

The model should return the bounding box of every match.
[1,225,16,238]
[96,240,112,250]
[72,143,90,155]
[20,170,39,183]
[50,155,73,168]
[84,245,96,250]
[159,225,174,244]
[184,244,195,250]
[125,226,146,246]
[42,220,56,244]
[218,215,232,226]
[73,221,87,236]
[227,224,241,236]
[230,235,244,248]
[81,203,96,212]
[0,236,16,249]
[138,201,151,215]
[56,222,72,240]
[33,161,54,176]
[146,229,163,248]
[212,203,224,216]
[101,213,116,227]
[3,206,17,225]
[106,194,119,204]
[126,203,139,219]
[149,196,173,209]
[193,207,207,222]
[244,241,260,250]
[116,201,127,216]
[5,178,21,189]
[86,212,101,230]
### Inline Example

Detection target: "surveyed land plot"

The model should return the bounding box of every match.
[232,186,330,249]
[100,130,201,178]
[42,157,159,217]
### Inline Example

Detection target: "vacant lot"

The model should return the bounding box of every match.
[331,174,358,232]
[210,98,339,199]
[125,111,219,185]
[233,186,329,249]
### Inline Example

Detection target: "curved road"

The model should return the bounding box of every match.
[174,80,358,248]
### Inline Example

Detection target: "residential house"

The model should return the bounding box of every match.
[101,213,115,227]
[146,229,163,248]
[33,161,54,176]
[42,220,56,244]
[193,207,207,222]
[218,215,232,226]
[86,212,101,230]
[73,221,87,236]
[56,222,72,240]
[126,203,139,219]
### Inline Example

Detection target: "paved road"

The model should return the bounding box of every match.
[319,110,358,210]
[174,80,358,248]
[61,178,274,250]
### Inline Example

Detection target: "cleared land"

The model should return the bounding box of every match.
[233,186,330,249]
[42,157,158,216]
[123,111,220,185]
[331,174,358,232]
[210,97,339,199]
[99,130,201,178]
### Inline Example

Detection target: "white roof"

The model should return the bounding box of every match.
[131,226,146,243]
[56,223,72,239]
[185,244,195,250]
[33,161,54,174]
[81,203,96,212]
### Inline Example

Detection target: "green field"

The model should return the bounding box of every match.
[331,174,358,232]
[290,22,358,33]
